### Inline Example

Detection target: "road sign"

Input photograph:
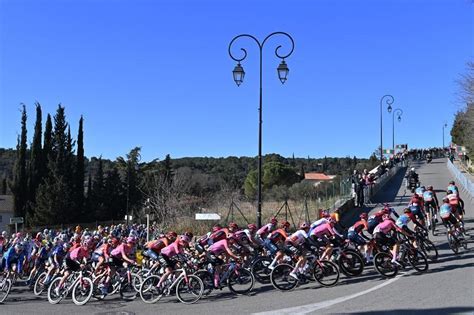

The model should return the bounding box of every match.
[10,217,24,224]
[383,149,394,154]
[195,213,221,220]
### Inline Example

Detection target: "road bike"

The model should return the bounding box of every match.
[47,268,93,306]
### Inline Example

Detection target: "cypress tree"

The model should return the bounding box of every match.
[92,157,105,220]
[75,116,85,219]
[10,105,28,218]
[42,114,53,177]
[103,166,124,220]
[27,103,43,222]
[34,105,73,225]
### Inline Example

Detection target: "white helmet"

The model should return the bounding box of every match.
[1,231,7,237]
[411,167,415,172]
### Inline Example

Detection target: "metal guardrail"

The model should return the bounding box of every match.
[447,159,474,201]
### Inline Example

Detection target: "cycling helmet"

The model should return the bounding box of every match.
[247,223,257,231]
[281,221,290,228]
[228,222,239,230]
[360,213,368,220]
[270,217,278,225]
[1,231,7,237]
[442,196,449,202]
[427,186,433,190]
[179,235,190,243]
[14,243,24,251]
[126,236,137,244]
[166,231,178,239]
[212,225,222,233]
[449,181,455,185]
[411,167,415,172]
[404,208,412,214]
[299,222,310,230]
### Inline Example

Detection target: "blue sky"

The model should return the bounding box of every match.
[0,0,472,162]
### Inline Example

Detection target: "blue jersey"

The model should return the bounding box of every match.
[423,191,434,201]
[396,215,410,228]
[3,247,26,273]
[439,204,452,218]
[447,185,458,194]
[415,187,425,196]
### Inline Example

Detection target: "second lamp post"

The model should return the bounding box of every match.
[392,108,403,153]
[229,32,295,228]
[380,95,395,160]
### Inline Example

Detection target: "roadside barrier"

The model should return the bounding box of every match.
[447,159,474,201]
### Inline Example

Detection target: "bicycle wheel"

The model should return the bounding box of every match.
[419,239,438,261]
[373,252,398,278]
[0,277,12,303]
[314,260,340,287]
[72,277,93,306]
[120,278,138,301]
[270,264,298,291]
[251,257,272,284]
[110,272,121,295]
[33,272,47,296]
[407,249,428,273]
[228,266,254,295]
[139,275,163,304]
[131,273,142,292]
[338,249,364,277]
[47,277,65,304]
[176,274,204,304]
[194,270,213,296]
[447,233,459,254]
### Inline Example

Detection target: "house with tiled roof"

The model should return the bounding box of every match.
[302,173,336,187]
[0,195,13,232]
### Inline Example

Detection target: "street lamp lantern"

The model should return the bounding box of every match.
[387,104,392,113]
[232,63,245,86]
[277,60,289,84]
[398,115,402,122]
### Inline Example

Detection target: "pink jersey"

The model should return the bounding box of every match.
[69,247,89,261]
[373,220,396,234]
[310,223,335,238]
[208,239,231,255]
[110,244,132,258]
[160,241,183,258]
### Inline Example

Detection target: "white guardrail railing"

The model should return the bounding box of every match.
[447,159,474,201]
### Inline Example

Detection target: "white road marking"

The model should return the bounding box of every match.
[252,273,406,315]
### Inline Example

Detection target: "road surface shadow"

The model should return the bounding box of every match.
[342,306,474,314]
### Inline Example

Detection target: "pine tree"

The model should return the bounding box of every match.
[10,105,28,218]
[163,154,173,182]
[27,103,43,223]
[75,116,85,219]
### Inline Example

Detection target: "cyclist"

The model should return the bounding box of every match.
[92,237,117,272]
[156,235,190,290]
[266,221,290,270]
[309,210,331,234]
[447,181,465,212]
[255,217,278,245]
[242,224,261,249]
[43,240,68,286]
[415,185,426,198]
[285,222,311,280]
[408,194,426,226]
[143,232,176,272]
[54,238,92,296]
[446,189,463,221]
[373,214,410,265]
[395,208,427,241]
[2,243,26,275]
[367,207,392,234]
[423,186,439,227]
[207,234,240,289]
[347,213,372,263]
[309,217,341,261]
[439,197,464,237]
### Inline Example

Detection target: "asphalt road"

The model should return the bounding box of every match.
[1,158,473,315]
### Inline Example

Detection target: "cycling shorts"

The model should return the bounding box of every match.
[442,214,457,227]
[347,231,366,246]
[64,258,81,272]
[283,244,302,256]
[143,249,159,261]
[206,252,224,266]
[374,233,396,248]
[263,239,278,256]
[157,254,176,269]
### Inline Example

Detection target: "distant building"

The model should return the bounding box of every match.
[0,195,13,232]
[302,173,336,187]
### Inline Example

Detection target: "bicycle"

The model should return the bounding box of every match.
[194,259,254,296]
[270,253,340,291]
[0,270,17,303]
[414,227,438,261]
[47,267,93,306]
[447,226,468,254]
[140,260,204,304]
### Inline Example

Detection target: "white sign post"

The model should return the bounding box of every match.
[10,217,24,233]
[195,213,221,220]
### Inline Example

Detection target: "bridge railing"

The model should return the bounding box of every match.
[447,159,474,201]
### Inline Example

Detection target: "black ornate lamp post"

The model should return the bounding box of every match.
[380,95,394,161]
[442,122,448,148]
[229,32,295,228]
[392,108,403,152]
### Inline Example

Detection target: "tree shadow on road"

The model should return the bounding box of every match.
[342,306,474,314]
